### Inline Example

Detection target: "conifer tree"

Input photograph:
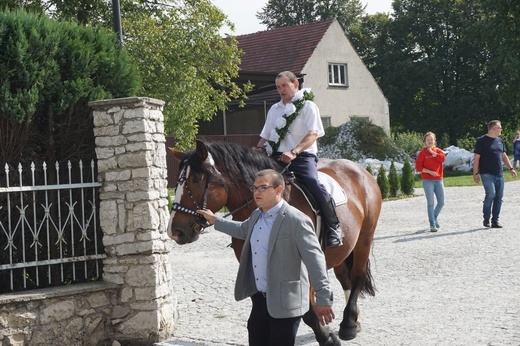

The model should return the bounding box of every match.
[388,160,400,197]
[377,166,390,199]
[401,156,415,195]
[366,163,374,176]
[0,9,139,163]
[257,0,364,33]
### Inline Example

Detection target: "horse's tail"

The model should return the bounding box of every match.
[362,258,376,297]
[346,253,376,297]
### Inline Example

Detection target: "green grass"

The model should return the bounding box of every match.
[414,170,517,188]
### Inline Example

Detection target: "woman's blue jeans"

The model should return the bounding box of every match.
[479,173,504,222]
[422,179,445,227]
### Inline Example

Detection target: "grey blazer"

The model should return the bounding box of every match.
[214,201,333,318]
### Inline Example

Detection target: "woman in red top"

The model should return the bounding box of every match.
[415,132,446,232]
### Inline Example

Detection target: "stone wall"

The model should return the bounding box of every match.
[0,97,176,345]
[0,282,118,345]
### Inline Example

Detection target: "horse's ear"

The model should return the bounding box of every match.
[195,140,209,161]
[168,147,185,161]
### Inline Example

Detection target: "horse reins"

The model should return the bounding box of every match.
[172,163,233,231]
[173,160,292,232]
[217,162,292,219]
[221,198,254,219]
[171,166,213,229]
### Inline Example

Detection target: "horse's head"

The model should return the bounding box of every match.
[167,140,229,244]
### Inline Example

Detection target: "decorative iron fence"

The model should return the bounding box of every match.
[0,160,105,293]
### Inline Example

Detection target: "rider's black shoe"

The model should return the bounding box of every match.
[327,225,343,248]
[322,199,343,248]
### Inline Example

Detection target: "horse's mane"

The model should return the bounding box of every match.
[183,141,280,190]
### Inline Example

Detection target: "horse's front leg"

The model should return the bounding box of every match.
[302,304,341,346]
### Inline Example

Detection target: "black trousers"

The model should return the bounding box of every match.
[248,292,302,346]
[277,153,331,207]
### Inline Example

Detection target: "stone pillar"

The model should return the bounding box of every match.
[88,97,175,343]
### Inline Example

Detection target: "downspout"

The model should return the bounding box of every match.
[112,0,123,45]
[223,109,227,136]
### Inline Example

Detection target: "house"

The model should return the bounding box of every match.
[198,18,390,136]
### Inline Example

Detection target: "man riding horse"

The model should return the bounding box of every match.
[252,71,343,248]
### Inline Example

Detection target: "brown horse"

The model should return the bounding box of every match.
[167,140,382,344]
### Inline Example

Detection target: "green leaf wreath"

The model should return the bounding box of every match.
[267,89,314,154]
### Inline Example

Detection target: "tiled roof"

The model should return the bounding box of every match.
[236,19,335,74]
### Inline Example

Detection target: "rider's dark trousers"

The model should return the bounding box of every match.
[276,153,331,207]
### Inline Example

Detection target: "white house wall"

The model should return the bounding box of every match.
[302,21,390,133]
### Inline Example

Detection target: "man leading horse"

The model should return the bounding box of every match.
[197,169,335,346]
[252,70,342,248]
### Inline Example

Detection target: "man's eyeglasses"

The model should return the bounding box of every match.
[250,185,278,192]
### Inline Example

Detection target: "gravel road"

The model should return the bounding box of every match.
[157,180,520,346]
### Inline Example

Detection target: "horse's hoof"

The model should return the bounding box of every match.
[338,322,360,340]
[319,331,342,346]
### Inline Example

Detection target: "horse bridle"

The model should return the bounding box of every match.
[172,155,264,232]
[171,165,213,229]
[172,161,248,232]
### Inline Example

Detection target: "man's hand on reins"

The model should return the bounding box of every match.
[279,150,297,163]
[197,209,217,225]
[252,146,266,153]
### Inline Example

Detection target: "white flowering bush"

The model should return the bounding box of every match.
[318,119,476,180]
[318,119,405,162]
[318,121,361,160]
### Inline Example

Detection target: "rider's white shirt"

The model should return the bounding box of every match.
[260,98,324,154]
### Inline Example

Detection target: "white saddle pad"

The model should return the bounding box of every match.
[318,171,347,206]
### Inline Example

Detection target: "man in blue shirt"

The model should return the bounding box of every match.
[197,169,335,345]
[473,120,517,227]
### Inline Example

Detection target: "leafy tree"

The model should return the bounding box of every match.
[478,0,520,119]
[388,160,400,197]
[0,0,45,13]
[392,131,423,157]
[0,9,139,163]
[348,12,392,71]
[5,0,252,150]
[122,2,252,149]
[401,156,415,196]
[376,166,389,199]
[372,0,511,143]
[257,0,365,33]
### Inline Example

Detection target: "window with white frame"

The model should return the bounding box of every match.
[328,63,348,87]
[321,116,331,128]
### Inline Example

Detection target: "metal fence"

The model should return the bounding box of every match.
[0,160,105,293]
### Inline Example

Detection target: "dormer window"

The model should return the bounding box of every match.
[328,63,348,87]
